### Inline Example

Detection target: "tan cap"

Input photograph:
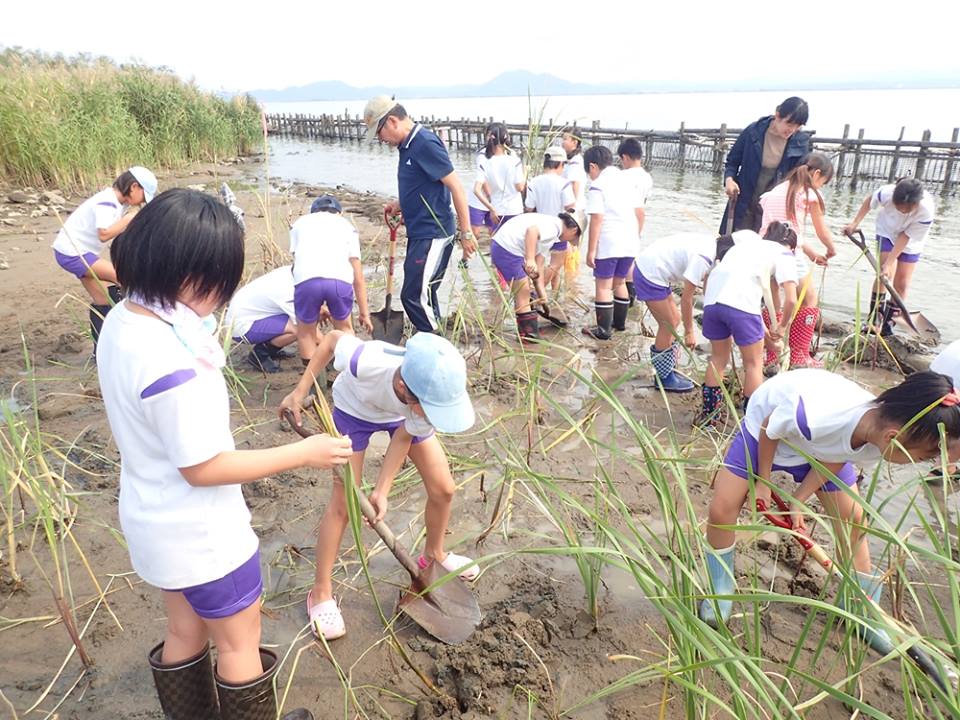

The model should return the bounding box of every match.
[562,210,586,235]
[363,95,398,143]
[544,146,567,163]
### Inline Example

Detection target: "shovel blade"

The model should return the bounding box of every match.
[396,561,481,644]
[371,296,405,343]
[894,311,940,344]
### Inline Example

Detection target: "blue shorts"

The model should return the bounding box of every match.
[168,550,263,619]
[333,408,432,452]
[54,250,100,279]
[702,303,765,346]
[632,267,672,301]
[294,277,354,323]
[593,256,633,279]
[878,236,920,263]
[723,424,857,493]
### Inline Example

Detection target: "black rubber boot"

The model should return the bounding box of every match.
[149,642,220,720]
[217,648,314,720]
[582,302,614,340]
[263,342,286,360]
[89,304,111,360]
[108,284,123,304]
[612,297,630,331]
[516,311,541,343]
[248,343,281,373]
[625,281,636,308]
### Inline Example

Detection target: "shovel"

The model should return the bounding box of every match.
[371,210,406,344]
[845,229,939,343]
[757,490,950,691]
[283,410,482,644]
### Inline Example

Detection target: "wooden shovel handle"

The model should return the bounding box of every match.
[282,409,422,578]
[383,209,401,299]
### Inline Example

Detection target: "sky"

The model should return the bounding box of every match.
[4,1,959,92]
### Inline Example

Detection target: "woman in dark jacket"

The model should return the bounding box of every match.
[721,97,811,232]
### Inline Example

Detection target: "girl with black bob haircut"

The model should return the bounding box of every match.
[700,368,960,651]
[100,188,351,720]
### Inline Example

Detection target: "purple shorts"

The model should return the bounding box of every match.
[294,277,353,323]
[233,314,290,344]
[469,206,495,230]
[54,250,100,279]
[550,241,568,252]
[169,550,262,619]
[593,256,633,279]
[632,267,671,301]
[724,424,857,493]
[878,236,921,263]
[702,303,765,346]
[490,242,528,282]
[333,407,433,452]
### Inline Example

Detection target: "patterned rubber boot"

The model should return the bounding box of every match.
[516,311,541,343]
[149,642,219,720]
[582,302,613,340]
[650,345,694,392]
[789,307,822,368]
[612,297,630,331]
[694,385,724,427]
[699,543,736,628]
[217,648,314,720]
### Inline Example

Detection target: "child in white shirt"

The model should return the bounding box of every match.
[617,138,653,307]
[289,194,372,364]
[281,331,477,641]
[700,369,960,646]
[844,178,936,336]
[525,146,577,296]
[582,145,644,339]
[52,166,157,358]
[226,265,298,373]
[99,188,350,719]
[472,123,525,232]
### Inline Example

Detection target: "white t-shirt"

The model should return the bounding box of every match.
[524,173,575,217]
[492,214,563,259]
[635,232,716,288]
[468,152,489,211]
[563,153,588,211]
[331,334,435,438]
[622,166,653,208]
[478,153,525,216]
[226,266,297,338]
[52,188,124,257]
[871,184,936,255]
[744,369,880,468]
[97,303,258,589]
[930,340,960,389]
[704,235,799,314]
[586,166,643,259]
[289,212,361,285]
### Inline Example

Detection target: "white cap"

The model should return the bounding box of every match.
[129,166,158,202]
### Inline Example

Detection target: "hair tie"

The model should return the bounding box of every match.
[942,391,960,407]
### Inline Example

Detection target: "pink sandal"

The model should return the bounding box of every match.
[417,552,480,582]
[306,590,345,640]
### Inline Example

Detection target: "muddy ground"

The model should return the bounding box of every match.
[0,159,950,719]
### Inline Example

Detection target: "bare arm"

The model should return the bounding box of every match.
[636,207,646,236]
[367,426,415,522]
[756,417,779,501]
[97,213,135,242]
[680,279,697,346]
[351,258,372,333]
[809,202,837,258]
[279,330,345,424]
[586,214,603,268]
[843,195,873,235]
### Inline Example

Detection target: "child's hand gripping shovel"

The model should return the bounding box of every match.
[757,489,950,691]
[371,210,406,344]
[844,229,939,344]
[283,409,482,644]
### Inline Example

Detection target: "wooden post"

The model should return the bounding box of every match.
[942,128,959,196]
[915,129,932,182]
[591,120,600,145]
[678,122,686,169]
[645,134,654,169]
[849,128,865,190]
[836,124,850,182]
[713,123,727,174]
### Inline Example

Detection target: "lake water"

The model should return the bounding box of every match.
[265,130,960,343]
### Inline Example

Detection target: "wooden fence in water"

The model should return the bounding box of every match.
[265,112,960,195]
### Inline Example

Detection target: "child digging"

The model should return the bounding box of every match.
[98,189,352,719]
[280,331,478,640]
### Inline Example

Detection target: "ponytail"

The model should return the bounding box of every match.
[484,122,510,159]
[784,152,834,224]
[763,221,798,250]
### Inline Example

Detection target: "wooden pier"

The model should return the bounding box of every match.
[265,112,960,195]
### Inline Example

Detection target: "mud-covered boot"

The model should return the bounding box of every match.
[582,302,613,340]
[612,296,630,331]
[149,642,219,720]
[516,311,541,343]
[248,343,281,373]
[650,344,694,392]
[699,543,736,628]
[217,648,314,720]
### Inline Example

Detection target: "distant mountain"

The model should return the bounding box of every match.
[242,69,960,103]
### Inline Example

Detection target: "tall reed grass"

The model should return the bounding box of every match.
[0,48,262,190]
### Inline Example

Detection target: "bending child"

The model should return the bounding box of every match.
[51,166,157,358]
[280,331,478,641]
[98,189,352,720]
[524,146,576,296]
[226,265,298,373]
[700,369,960,648]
